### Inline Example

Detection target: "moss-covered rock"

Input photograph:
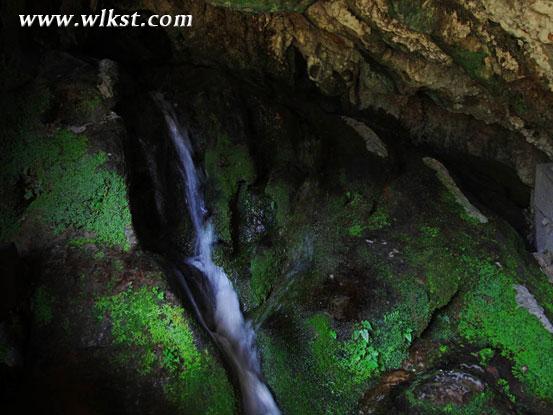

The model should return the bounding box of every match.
[0,56,132,251]
[25,244,237,414]
[252,156,553,414]
[96,277,236,414]
[205,134,256,244]
[0,54,237,414]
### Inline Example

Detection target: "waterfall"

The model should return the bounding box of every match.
[154,94,280,415]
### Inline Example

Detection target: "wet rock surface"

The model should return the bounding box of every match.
[413,369,485,405]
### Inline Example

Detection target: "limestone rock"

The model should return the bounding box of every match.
[422,157,488,224]
[514,284,553,334]
[341,116,388,158]
[109,0,553,186]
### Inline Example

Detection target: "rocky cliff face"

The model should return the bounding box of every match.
[103,0,553,186]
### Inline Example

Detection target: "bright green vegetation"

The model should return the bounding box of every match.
[250,249,281,307]
[333,191,390,238]
[266,156,553,410]
[207,0,313,13]
[258,331,317,414]
[205,134,255,242]
[478,347,495,366]
[458,260,553,400]
[397,188,553,401]
[338,314,412,382]
[0,84,131,248]
[259,315,363,415]
[96,286,236,414]
[497,378,516,403]
[348,223,364,237]
[260,310,416,415]
[13,130,130,248]
[389,0,437,34]
[396,183,553,401]
[405,388,501,415]
[33,286,54,326]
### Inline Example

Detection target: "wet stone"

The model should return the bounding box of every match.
[414,369,485,405]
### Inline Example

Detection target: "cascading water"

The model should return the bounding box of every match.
[154,94,280,415]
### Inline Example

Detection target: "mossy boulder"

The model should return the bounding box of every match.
[154,69,553,413]
[26,245,236,415]
[253,157,553,414]
[205,133,256,244]
[0,54,238,414]
[0,53,132,251]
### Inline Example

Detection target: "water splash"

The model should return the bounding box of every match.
[154,94,280,415]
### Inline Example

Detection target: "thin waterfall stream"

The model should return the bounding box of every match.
[154,95,280,415]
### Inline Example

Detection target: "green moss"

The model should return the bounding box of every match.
[77,90,102,117]
[389,0,437,34]
[327,192,390,239]
[261,310,416,414]
[458,260,553,400]
[258,312,369,415]
[2,128,131,248]
[33,286,54,326]
[450,47,489,81]
[205,134,255,242]
[432,314,455,342]
[406,388,500,415]
[258,331,318,414]
[68,237,97,248]
[250,249,280,307]
[478,347,495,366]
[420,225,440,238]
[338,320,379,382]
[265,179,292,228]
[96,286,236,414]
[404,227,462,309]
[511,93,529,116]
[497,378,516,403]
[302,314,366,413]
[348,223,364,237]
[367,204,391,231]
[0,79,130,248]
[439,186,484,226]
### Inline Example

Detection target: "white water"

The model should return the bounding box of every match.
[155,95,280,415]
